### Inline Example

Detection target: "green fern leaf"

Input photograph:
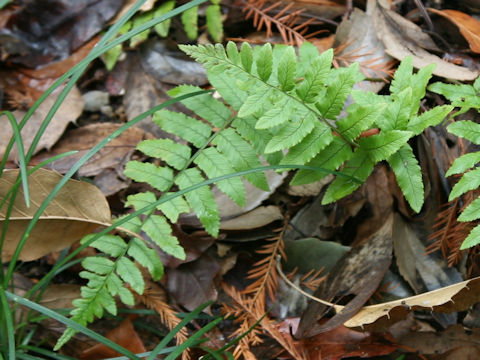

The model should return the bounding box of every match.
[449,167,480,200]
[410,63,435,115]
[238,86,272,118]
[82,256,115,275]
[240,42,253,73]
[337,103,386,140]
[181,6,198,40]
[460,224,480,249]
[226,41,240,65]
[458,196,480,222]
[255,97,295,129]
[157,192,191,222]
[296,48,333,103]
[278,46,297,91]
[124,161,173,192]
[105,273,135,306]
[316,62,360,119]
[175,168,220,237]
[168,85,231,128]
[256,43,273,82]
[137,139,191,170]
[154,0,176,37]
[390,56,413,96]
[322,148,375,204]
[207,68,247,110]
[428,82,477,101]
[446,151,480,177]
[82,234,127,258]
[194,147,246,206]
[117,257,144,294]
[280,121,333,164]
[264,109,316,153]
[407,105,453,136]
[290,137,353,185]
[232,116,273,155]
[358,130,413,163]
[125,191,156,212]
[206,4,223,42]
[377,88,411,131]
[388,143,424,212]
[142,214,186,259]
[130,11,153,47]
[351,90,389,107]
[212,128,269,190]
[298,42,320,77]
[447,120,480,144]
[153,110,212,147]
[128,238,164,281]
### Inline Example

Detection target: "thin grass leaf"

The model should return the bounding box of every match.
[0,288,15,360]
[5,291,142,359]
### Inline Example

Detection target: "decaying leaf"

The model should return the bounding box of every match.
[428,8,480,53]
[35,123,147,177]
[220,205,283,230]
[0,86,84,160]
[1,168,111,261]
[295,214,394,338]
[372,1,478,80]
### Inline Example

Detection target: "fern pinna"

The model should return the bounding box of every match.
[57,42,453,348]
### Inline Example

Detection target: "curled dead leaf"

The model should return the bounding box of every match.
[428,8,480,54]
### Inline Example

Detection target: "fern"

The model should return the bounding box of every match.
[429,80,480,250]
[58,43,454,347]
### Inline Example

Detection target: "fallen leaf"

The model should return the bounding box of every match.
[0,86,84,160]
[295,214,394,338]
[372,2,478,80]
[34,123,147,177]
[428,9,480,53]
[302,324,398,360]
[396,324,480,356]
[80,318,146,360]
[220,205,283,230]
[0,168,111,261]
[167,252,220,311]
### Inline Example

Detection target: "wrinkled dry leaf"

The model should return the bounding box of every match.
[1,168,111,261]
[373,3,478,80]
[393,213,462,294]
[296,214,394,338]
[0,86,84,160]
[167,252,220,311]
[220,205,283,230]
[428,9,480,53]
[35,123,147,177]
[80,318,146,360]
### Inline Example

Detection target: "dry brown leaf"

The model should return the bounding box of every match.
[219,205,283,230]
[295,213,394,338]
[0,168,111,261]
[372,2,478,80]
[428,9,480,53]
[34,123,147,177]
[0,86,84,160]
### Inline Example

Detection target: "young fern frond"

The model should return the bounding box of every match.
[59,42,453,348]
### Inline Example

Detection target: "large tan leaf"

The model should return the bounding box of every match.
[1,168,111,262]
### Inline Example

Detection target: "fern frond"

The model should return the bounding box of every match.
[242,0,316,46]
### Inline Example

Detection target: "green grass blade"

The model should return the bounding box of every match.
[1,111,29,207]
[5,291,142,360]
[0,288,15,360]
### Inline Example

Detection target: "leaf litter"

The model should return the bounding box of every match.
[5,0,480,359]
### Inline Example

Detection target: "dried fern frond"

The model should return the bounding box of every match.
[334,43,396,81]
[224,285,306,360]
[426,194,474,266]
[242,0,322,46]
